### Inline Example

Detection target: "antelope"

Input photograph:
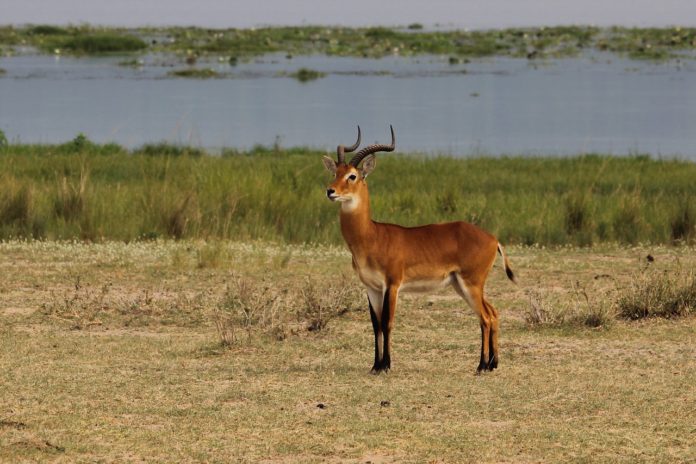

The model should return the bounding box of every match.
[322,126,515,374]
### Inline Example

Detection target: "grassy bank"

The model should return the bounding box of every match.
[1,139,695,245]
[1,24,695,60]
[0,241,694,462]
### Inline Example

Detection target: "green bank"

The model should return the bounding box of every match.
[1,24,695,60]
[1,139,695,245]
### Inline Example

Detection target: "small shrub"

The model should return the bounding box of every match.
[617,269,696,320]
[525,290,565,326]
[0,128,7,149]
[213,277,283,346]
[298,278,362,331]
[56,133,94,154]
[570,282,615,328]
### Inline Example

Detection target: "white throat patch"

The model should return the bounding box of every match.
[340,196,360,213]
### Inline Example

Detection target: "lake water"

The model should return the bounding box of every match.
[1,53,695,157]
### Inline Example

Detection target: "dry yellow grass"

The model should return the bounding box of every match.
[1,240,695,463]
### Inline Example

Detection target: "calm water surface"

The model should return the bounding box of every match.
[1,54,695,157]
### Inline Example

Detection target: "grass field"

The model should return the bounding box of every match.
[1,240,694,462]
[2,140,696,246]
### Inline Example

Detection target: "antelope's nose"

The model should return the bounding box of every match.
[326,188,336,199]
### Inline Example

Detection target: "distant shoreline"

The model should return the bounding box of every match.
[1,25,694,61]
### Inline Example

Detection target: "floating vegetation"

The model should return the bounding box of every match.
[117,58,143,67]
[167,68,220,79]
[0,25,694,60]
[289,67,326,82]
[49,33,147,54]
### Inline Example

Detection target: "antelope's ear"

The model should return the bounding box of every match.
[322,156,337,174]
[361,155,376,178]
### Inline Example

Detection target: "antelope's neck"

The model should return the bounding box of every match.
[339,187,375,253]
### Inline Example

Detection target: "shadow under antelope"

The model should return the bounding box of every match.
[323,126,516,374]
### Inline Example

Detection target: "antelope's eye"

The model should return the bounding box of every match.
[348,174,357,181]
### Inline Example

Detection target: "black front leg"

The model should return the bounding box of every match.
[368,298,381,373]
[379,286,392,372]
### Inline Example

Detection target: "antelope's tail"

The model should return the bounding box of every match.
[497,243,516,283]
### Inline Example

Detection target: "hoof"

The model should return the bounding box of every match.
[370,359,391,375]
[487,357,498,371]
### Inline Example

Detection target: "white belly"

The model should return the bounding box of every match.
[400,275,453,294]
[353,256,455,294]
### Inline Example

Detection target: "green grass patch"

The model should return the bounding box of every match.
[1,140,696,244]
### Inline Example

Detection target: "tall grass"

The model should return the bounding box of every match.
[1,141,695,245]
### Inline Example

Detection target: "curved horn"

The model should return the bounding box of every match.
[336,125,361,164]
[349,125,395,167]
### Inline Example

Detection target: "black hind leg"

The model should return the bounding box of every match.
[487,332,498,370]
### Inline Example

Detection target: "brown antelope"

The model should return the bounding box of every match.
[323,126,515,374]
